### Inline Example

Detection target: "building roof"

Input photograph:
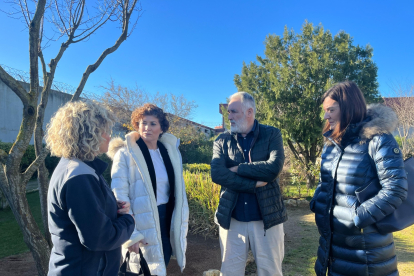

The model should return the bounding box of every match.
[165,113,215,131]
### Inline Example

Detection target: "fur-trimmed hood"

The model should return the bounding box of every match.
[325,104,398,145]
[107,136,127,160]
[106,131,179,160]
[360,104,398,141]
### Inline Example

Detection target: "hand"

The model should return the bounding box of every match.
[128,242,140,253]
[255,181,267,188]
[117,201,130,214]
[229,166,238,173]
[128,239,148,253]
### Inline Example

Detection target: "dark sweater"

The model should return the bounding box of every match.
[47,157,135,276]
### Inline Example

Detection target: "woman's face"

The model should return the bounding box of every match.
[99,131,111,154]
[138,115,162,144]
[323,97,341,130]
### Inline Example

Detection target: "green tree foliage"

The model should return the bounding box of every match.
[234,21,381,187]
[220,104,230,131]
[177,127,214,164]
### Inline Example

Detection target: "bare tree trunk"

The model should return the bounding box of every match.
[0,0,142,274]
[287,139,319,189]
[7,174,50,276]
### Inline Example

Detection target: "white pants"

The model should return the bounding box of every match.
[219,218,284,276]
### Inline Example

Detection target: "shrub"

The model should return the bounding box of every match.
[184,170,220,237]
[395,136,414,159]
[178,130,214,164]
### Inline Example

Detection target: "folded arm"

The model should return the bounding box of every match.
[354,134,408,228]
[237,128,285,182]
[210,136,257,193]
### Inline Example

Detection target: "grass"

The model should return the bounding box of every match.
[281,183,316,200]
[282,208,321,276]
[393,225,414,274]
[0,191,44,258]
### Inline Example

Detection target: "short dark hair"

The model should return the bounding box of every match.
[322,81,367,141]
[131,104,170,135]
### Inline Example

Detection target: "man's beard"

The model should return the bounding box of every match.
[230,116,249,133]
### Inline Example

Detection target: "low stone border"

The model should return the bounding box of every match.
[283,198,310,207]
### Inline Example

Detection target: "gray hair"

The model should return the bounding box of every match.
[229,91,256,115]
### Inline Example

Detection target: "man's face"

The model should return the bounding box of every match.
[228,99,248,133]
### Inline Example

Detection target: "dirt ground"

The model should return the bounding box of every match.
[0,206,311,276]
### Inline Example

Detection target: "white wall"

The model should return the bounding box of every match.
[0,80,72,143]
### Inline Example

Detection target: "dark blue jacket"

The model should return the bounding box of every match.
[310,104,408,276]
[48,157,135,276]
[211,122,287,230]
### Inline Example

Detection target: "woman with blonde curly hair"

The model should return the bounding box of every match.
[46,100,135,276]
[107,103,189,276]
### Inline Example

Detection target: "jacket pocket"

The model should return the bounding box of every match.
[355,179,380,203]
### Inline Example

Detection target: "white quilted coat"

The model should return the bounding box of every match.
[107,132,189,276]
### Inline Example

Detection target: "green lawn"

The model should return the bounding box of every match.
[0,191,44,258]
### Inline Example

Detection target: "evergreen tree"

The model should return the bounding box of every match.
[234,21,381,188]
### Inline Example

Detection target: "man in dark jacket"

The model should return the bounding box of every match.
[211,92,287,276]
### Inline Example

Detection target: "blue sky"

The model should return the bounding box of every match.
[1,0,413,127]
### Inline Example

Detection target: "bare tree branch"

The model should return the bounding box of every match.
[71,0,139,101]
[0,66,29,106]
[54,0,70,36]
[22,148,49,183]
[28,0,45,97]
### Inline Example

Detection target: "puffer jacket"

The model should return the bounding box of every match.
[107,132,189,276]
[211,121,287,231]
[310,104,408,276]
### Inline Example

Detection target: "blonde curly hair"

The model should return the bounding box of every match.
[45,100,116,161]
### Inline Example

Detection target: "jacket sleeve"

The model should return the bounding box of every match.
[237,128,285,182]
[210,135,257,193]
[354,134,408,228]
[111,149,145,247]
[310,175,322,213]
[64,175,135,251]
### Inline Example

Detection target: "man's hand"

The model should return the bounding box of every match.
[117,201,130,214]
[229,166,238,173]
[256,181,268,188]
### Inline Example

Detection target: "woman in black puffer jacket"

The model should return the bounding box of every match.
[310,81,408,276]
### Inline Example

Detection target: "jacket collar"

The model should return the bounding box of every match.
[83,157,108,175]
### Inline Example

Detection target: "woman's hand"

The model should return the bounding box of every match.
[128,239,148,253]
[117,201,130,214]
